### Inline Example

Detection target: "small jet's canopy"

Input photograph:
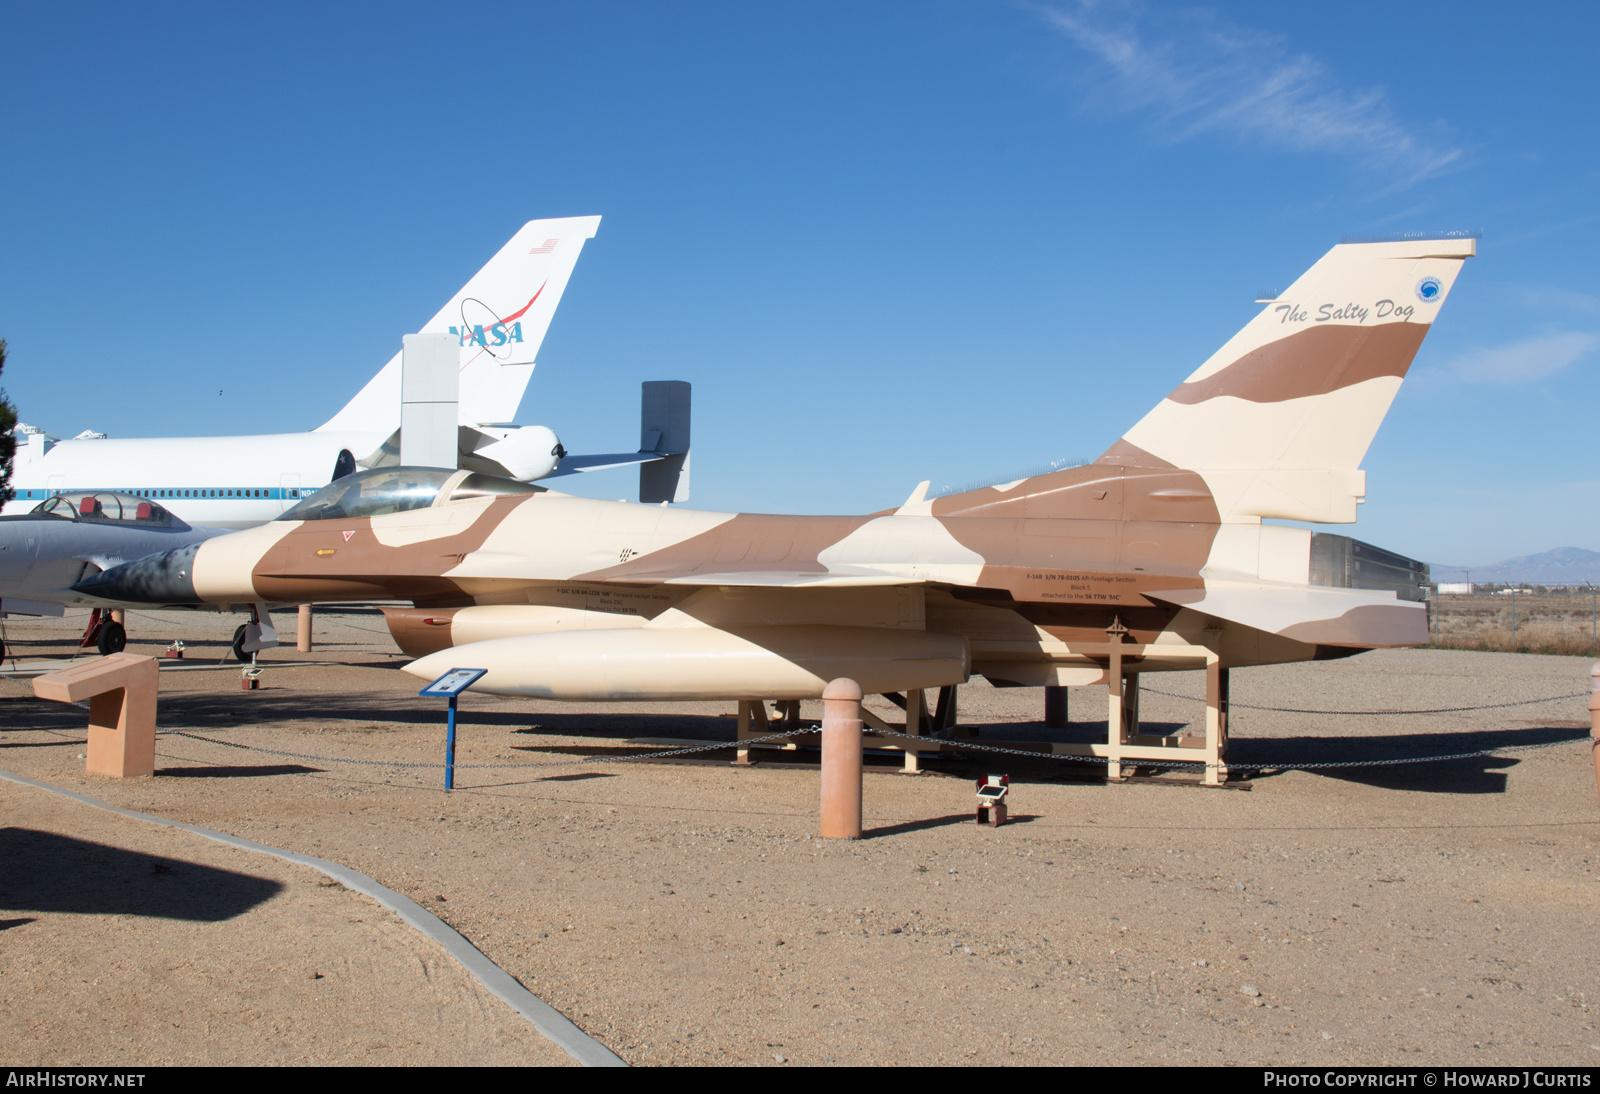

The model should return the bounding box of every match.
[32,492,177,526]
[277,467,543,523]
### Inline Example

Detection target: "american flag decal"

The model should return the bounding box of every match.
[528,238,559,254]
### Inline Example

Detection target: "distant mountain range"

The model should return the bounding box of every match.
[1431,547,1600,585]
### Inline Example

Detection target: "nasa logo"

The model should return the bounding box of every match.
[1415,276,1442,303]
[448,322,525,349]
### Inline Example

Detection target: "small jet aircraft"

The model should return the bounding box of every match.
[5,216,688,530]
[79,234,1472,779]
[0,491,230,657]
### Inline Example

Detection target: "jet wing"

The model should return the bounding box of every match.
[1145,580,1428,647]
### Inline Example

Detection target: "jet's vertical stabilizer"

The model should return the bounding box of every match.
[639,380,691,504]
[317,216,602,440]
[1099,235,1476,523]
[400,333,459,468]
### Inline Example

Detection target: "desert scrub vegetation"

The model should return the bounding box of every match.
[1429,593,1600,656]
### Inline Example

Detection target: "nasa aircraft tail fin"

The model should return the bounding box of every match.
[1096,234,1476,523]
[316,216,602,436]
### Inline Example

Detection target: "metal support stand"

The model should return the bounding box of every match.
[297,604,314,653]
[79,608,104,649]
[445,694,458,791]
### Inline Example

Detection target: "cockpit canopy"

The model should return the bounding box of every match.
[32,492,179,526]
[276,467,543,523]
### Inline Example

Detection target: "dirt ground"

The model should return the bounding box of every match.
[2,607,1598,1067]
[0,784,576,1067]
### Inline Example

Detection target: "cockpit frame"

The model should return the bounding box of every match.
[30,492,179,527]
[275,467,544,523]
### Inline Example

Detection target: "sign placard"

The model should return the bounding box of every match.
[419,668,487,698]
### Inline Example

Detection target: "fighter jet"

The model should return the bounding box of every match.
[79,236,1471,766]
[0,491,230,656]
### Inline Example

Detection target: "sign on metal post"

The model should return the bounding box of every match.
[419,668,487,790]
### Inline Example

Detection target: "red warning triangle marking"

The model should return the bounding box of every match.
[342,530,355,542]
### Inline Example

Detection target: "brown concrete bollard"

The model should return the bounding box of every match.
[297,603,314,653]
[820,678,863,840]
[33,653,159,778]
[1589,662,1600,811]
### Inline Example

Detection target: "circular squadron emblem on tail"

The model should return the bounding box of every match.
[1415,276,1442,303]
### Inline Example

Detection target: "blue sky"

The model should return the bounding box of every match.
[1,1,1595,566]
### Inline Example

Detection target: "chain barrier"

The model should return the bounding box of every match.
[156,726,814,770]
[154,720,1593,777]
[1137,687,1589,717]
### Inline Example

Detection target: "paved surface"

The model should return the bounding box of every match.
[1,607,1597,1065]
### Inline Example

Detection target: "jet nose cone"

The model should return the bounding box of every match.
[73,544,202,604]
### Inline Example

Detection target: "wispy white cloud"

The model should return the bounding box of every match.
[1509,285,1600,317]
[1038,2,1463,185]
[1439,331,1597,384]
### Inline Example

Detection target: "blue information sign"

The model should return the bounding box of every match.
[419,668,487,698]
[419,668,487,789]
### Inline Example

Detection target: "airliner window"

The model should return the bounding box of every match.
[276,467,459,522]
[32,492,174,525]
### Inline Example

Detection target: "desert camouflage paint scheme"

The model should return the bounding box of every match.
[80,237,1473,701]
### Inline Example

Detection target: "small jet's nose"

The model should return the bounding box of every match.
[73,544,202,604]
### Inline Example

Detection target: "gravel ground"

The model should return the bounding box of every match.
[1,608,1597,1066]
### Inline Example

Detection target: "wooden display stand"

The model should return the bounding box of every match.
[729,621,1233,787]
[33,654,159,778]
[733,685,958,774]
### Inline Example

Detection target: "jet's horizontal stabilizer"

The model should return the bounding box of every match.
[1147,581,1429,648]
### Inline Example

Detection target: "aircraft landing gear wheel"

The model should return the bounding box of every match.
[232,624,250,663]
[97,621,126,656]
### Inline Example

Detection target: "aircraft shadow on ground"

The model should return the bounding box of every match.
[156,764,323,778]
[7,686,1582,798]
[1226,725,1587,795]
[0,828,283,921]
